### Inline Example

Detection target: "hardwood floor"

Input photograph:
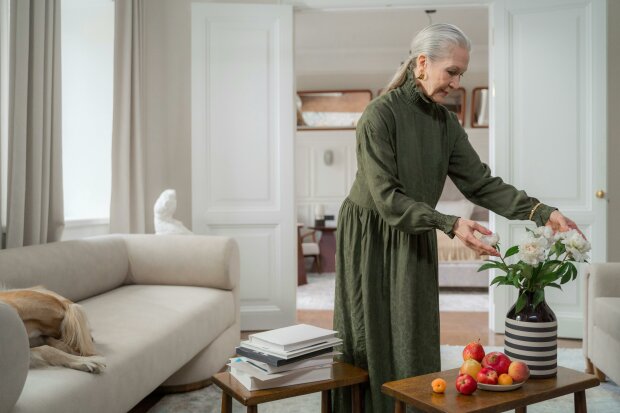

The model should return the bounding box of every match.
[295,309,583,349]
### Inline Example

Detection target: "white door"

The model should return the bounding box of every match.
[191,3,296,330]
[490,0,607,338]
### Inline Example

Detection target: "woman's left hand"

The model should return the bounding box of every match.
[545,210,586,238]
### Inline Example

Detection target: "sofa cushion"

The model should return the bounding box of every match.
[12,285,235,413]
[0,236,129,302]
[593,297,620,342]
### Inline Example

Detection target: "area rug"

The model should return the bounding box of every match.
[149,346,620,412]
[297,272,489,312]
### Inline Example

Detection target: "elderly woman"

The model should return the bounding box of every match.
[333,23,581,412]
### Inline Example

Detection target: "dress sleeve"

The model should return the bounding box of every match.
[359,117,459,235]
[447,124,556,226]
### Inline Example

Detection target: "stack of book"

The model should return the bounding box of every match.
[230,324,342,391]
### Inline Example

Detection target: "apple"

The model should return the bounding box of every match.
[476,367,499,385]
[462,339,485,363]
[460,359,482,381]
[508,361,530,383]
[455,373,477,395]
[482,352,511,375]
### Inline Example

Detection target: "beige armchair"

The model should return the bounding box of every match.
[583,263,620,384]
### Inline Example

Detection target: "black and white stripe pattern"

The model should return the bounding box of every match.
[504,318,558,378]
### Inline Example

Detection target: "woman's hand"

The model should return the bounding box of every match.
[546,210,586,238]
[453,218,500,257]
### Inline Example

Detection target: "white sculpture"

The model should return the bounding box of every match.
[153,189,192,235]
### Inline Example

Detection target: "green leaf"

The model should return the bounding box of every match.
[515,293,527,313]
[533,290,545,308]
[504,245,519,259]
[560,270,572,284]
[478,262,502,272]
[538,271,561,285]
[490,276,508,286]
[547,283,563,290]
[519,263,533,280]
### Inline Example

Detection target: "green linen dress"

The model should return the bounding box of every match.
[332,72,555,413]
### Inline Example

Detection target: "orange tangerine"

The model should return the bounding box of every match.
[431,378,447,393]
[498,373,514,385]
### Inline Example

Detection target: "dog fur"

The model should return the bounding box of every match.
[0,286,106,373]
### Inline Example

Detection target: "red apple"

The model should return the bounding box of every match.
[508,361,530,383]
[462,339,485,363]
[455,373,477,395]
[482,352,511,375]
[476,367,499,385]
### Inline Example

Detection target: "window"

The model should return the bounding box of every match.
[61,0,114,221]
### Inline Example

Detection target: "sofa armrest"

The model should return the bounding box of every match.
[583,263,620,359]
[122,235,240,291]
[587,263,620,299]
[0,302,30,413]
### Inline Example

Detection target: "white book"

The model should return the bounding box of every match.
[231,351,341,374]
[229,364,333,391]
[248,324,338,352]
[239,337,342,359]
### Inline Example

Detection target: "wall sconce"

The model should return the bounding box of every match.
[323,149,334,166]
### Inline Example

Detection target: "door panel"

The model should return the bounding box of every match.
[191,3,295,330]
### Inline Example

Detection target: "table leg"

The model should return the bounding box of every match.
[574,390,587,413]
[351,384,362,413]
[318,231,336,272]
[321,389,332,413]
[247,405,258,413]
[394,400,406,413]
[515,407,527,413]
[221,392,232,413]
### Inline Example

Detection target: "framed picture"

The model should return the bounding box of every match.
[443,87,466,126]
[296,89,373,130]
[471,87,489,128]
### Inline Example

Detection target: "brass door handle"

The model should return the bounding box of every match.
[596,190,606,199]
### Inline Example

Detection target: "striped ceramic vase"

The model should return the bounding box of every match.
[504,290,558,379]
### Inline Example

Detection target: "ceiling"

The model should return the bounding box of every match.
[295,7,488,53]
[294,6,489,86]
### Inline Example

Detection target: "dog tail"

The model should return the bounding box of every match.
[62,303,97,356]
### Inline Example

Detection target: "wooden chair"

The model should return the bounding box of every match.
[297,224,322,274]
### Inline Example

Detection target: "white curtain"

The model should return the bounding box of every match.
[5,0,64,248]
[109,0,147,234]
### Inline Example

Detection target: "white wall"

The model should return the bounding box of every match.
[296,130,357,226]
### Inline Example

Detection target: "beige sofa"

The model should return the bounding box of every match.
[583,263,620,384]
[0,234,240,413]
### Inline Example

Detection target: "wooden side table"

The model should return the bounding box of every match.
[382,366,599,413]
[310,226,337,273]
[212,362,368,413]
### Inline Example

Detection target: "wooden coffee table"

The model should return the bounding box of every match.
[382,366,599,413]
[212,362,368,413]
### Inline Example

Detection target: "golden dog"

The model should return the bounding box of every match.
[0,286,106,373]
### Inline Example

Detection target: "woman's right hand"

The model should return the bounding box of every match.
[452,218,500,257]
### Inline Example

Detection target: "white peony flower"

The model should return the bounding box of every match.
[480,233,500,247]
[562,230,591,262]
[532,226,555,248]
[518,237,547,265]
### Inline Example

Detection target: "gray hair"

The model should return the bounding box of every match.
[382,23,471,95]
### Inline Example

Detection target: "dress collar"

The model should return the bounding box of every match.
[402,69,435,106]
